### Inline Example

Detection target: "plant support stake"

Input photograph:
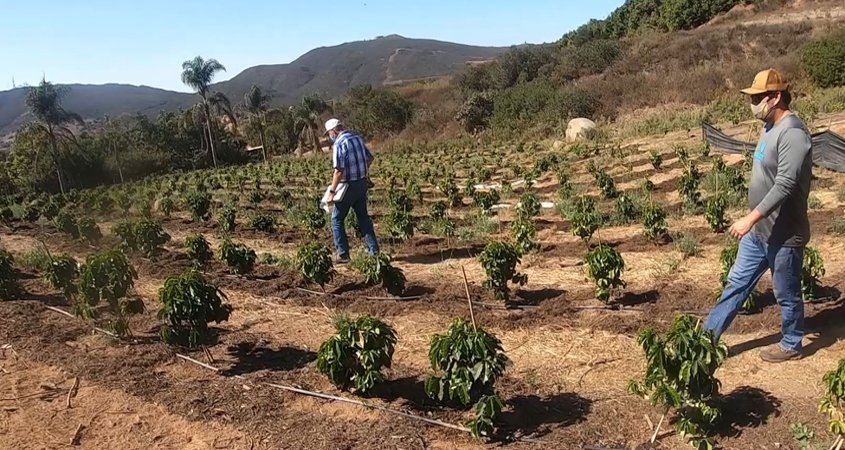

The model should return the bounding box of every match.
[460,265,477,331]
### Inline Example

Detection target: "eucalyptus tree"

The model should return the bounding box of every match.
[23,77,84,194]
[181,56,226,167]
[242,84,271,161]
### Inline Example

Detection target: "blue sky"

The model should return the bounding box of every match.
[0,0,624,93]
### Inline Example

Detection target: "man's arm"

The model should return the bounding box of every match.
[330,141,346,198]
[729,127,811,238]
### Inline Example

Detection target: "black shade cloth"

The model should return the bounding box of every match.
[702,122,845,172]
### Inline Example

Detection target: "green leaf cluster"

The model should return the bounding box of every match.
[184,190,212,222]
[642,203,668,241]
[112,219,171,257]
[425,319,510,406]
[317,315,397,393]
[44,254,78,300]
[350,253,405,296]
[295,242,335,287]
[679,164,702,207]
[76,217,102,244]
[704,195,728,233]
[249,213,277,233]
[218,206,237,232]
[219,238,256,275]
[802,247,825,302]
[473,190,500,216]
[820,359,845,437]
[585,244,626,303]
[478,241,527,301]
[467,394,505,439]
[628,315,727,450]
[185,234,213,269]
[158,269,232,347]
[76,250,141,336]
[568,196,602,242]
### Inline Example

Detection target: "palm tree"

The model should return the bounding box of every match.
[242,84,271,162]
[293,94,332,155]
[181,56,226,167]
[208,91,238,135]
[23,77,83,194]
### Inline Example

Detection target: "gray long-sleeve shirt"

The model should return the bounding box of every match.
[748,113,813,247]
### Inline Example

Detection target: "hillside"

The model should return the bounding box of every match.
[0,35,504,136]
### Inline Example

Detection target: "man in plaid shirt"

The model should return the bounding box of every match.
[325,118,379,262]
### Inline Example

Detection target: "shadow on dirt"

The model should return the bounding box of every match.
[498,393,592,438]
[370,376,434,409]
[618,289,660,306]
[711,386,781,438]
[394,243,487,265]
[515,288,566,306]
[223,342,316,376]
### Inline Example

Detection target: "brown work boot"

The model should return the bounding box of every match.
[760,346,802,363]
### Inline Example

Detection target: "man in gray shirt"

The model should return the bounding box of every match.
[705,69,813,363]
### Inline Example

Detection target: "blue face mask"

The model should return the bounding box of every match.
[329,135,337,143]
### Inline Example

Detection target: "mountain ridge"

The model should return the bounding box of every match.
[0,35,506,136]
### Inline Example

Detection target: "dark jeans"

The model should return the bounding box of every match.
[705,232,805,351]
[331,179,379,258]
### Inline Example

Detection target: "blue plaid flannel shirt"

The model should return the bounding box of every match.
[332,131,373,182]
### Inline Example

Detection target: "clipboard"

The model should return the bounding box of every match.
[320,182,348,213]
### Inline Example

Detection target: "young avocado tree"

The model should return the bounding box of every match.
[43,253,78,301]
[585,244,626,303]
[0,250,20,300]
[820,359,845,449]
[219,238,256,275]
[478,241,527,302]
[425,319,511,438]
[158,269,232,347]
[567,196,602,243]
[295,242,336,288]
[185,234,214,269]
[76,250,143,336]
[642,203,668,242]
[628,315,728,450]
[350,253,406,296]
[802,246,825,302]
[317,315,397,394]
[705,194,728,233]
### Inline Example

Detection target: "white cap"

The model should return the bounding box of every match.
[324,118,341,133]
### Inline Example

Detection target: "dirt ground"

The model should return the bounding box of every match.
[3,113,845,449]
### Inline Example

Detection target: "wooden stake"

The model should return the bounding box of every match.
[66,377,79,409]
[651,412,665,443]
[460,266,477,332]
[176,353,220,372]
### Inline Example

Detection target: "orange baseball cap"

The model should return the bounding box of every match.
[740,69,789,95]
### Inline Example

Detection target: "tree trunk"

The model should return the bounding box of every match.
[204,102,218,168]
[259,124,268,162]
[112,139,125,184]
[311,127,323,153]
[47,124,65,195]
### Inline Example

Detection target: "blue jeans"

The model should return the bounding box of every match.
[331,179,379,258]
[705,232,805,351]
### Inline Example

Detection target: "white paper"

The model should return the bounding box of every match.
[320,183,348,213]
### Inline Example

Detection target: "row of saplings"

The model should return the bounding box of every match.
[0,245,843,446]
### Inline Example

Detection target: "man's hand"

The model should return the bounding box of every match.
[729,210,764,239]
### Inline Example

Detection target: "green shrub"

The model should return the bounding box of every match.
[184,190,212,222]
[76,250,142,336]
[249,213,277,233]
[0,207,13,225]
[350,253,406,296]
[339,84,414,139]
[22,204,41,222]
[112,220,137,250]
[295,242,335,287]
[43,254,78,300]
[802,247,825,302]
[820,359,845,442]
[159,197,175,218]
[158,269,232,347]
[134,219,171,257]
[76,217,102,244]
[511,217,539,255]
[301,205,326,236]
[430,201,447,220]
[705,195,729,233]
[55,211,79,238]
[386,193,415,241]
[425,319,510,405]
[679,164,702,207]
[802,31,845,88]
[615,194,638,223]
[317,315,397,393]
[585,244,626,303]
[473,190,500,216]
[185,234,214,269]
[219,238,256,275]
[456,92,495,133]
[478,241,527,302]
[650,150,663,170]
[628,315,728,450]
[642,203,668,241]
[567,196,602,242]
[517,192,541,219]
[491,80,599,131]
[593,170,618,199]
[808,194,824,210]
[0,250,20,300]
[674,232,701,259]
[467,395,505,439]
[218,207,237,232]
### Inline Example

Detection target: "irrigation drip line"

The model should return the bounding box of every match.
[295,287,424,301]
[44,306,118,338]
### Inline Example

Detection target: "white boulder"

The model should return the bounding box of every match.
[565,118,597,142]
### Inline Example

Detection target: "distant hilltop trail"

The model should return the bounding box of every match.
[0,35,506,136]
